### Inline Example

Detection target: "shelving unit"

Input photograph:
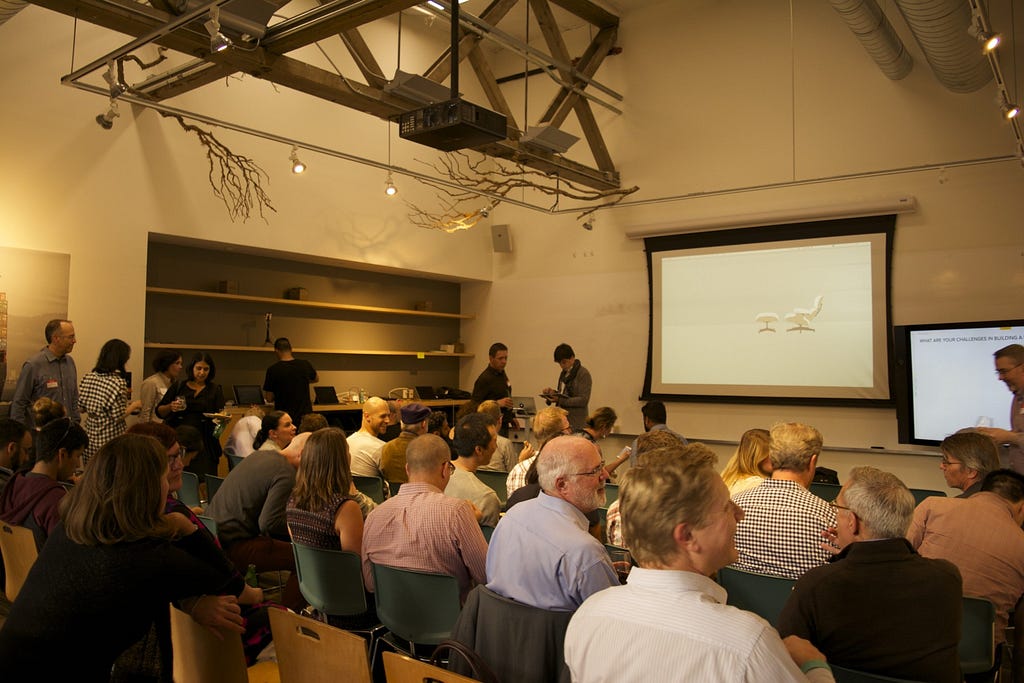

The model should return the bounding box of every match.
[143,341,473,358]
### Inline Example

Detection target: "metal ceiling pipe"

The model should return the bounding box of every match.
[828,0,913,80]
[893,0,991,93]
[0,0,28,27]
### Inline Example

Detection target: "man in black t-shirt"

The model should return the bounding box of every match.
[262,338,318,423]
[471,342,515,436]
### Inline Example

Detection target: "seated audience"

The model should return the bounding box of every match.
[937,430,1001,498]
[0,434,244,680]
[225,409,263,459]
[627,400,687,467]
[347,396,390,479]
[477,400,525,472]
[908,468,1024,667]
[0,417,86,549]
[78,338,141,466]
[207,429,309,611]
[381,399,402,442]
[297,412,328,433]
[251,410,296,453]
[487,435,618,611]
[380,402,431,485]
[505,406,570,497]
[731,422,835,579]
[565,449,833,682]
[605,429,687,547]
[31,397,66,430]
[778,466,962,681]
[578,406,631,476]
[720,428,772,496]
[446,413,501,526]
[174,425,204,478]
[0,418,33,496]
[361,434,487,602]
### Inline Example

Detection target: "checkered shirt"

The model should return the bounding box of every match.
[505,455,535,498]
[78,371,128,464]
[730,478,836,580]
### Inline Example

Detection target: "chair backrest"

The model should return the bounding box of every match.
[178,471,201,508]
[227,453,245,470]
[716,566,795,627]
[474,469,508,505]
[388,480,403,497]
[168,604,250,683]
[291,542,368,617]
[909,488,946,505]
[382,652,481,683]
[480,524,495,543]
[196,514,218,537]
[0,523,39,601]
[831,664,922,682]
[269,608,371,683]
[353,476,385,504]
[372,563,462,645]
[960,596,996,674]
[205,474,225,501]
[603,483,619,507]
[808,482,842,502]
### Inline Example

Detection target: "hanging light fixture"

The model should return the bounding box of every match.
[95,100,120,130]
[384,171,398,196]
[102,61,128,99]
[289,146,306,173]
[205,6,233,53]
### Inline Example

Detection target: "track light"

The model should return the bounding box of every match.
[384,171,398,196]
[289,146,306,173]
[102,61,128,99]
[1004,101,1020,120]
[967,23,1001,53]
[95,101,120,130]
[205,7,232,53]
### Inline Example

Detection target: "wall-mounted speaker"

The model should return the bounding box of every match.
[491,224,512,253]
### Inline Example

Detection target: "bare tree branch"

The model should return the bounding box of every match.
[161,113,276,222]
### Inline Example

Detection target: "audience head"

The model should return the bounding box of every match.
[291,428,352,510]
[61,433,173,545]
[768,422,822,481]
[536,435,607,513]
[981,469,1024,525]
[641,401,667,429]
[636,429,685,456]
[720,428,771,486]
[298,413,329,434]
[400,402,431,433]
[994,344,1024,393]
[151,349,183,377]
[406,434,454,487]
[93,338,131,374]
[273,337,292,352]
[36,417,88,479]
[453,413,497,463]
[428,410,450,437]
[174,425,203,465]
[45,319,76,357]
[253,411,296,450]
[621,454,740,576]
[939,430,1001,491]
[476,400,502,427]
[185,351,217,383]
[0,418,32,471]
[361,397,390,436]
[584,407,617,438]
[128,422,184,492]
[533,406,571,448]
[835,466,914,545]
[31,397,66,429]
[638,442,719,470]
[488,342,509,371]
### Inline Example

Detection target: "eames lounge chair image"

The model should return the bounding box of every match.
[755,312,779,333]
[785,295,823,332]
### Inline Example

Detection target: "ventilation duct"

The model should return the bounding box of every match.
[828,0,913,80]
[0,0,29,28]
[893,0,991,93]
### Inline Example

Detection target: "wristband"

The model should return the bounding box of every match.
[799,660,830,674]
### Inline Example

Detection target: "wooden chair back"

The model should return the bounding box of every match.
[382,652,480,683]
[270,608,371,683]
[0,523,38,601]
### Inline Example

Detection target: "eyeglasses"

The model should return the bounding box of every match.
[940,457,962,467]
[996,363,1022,377]
[570,462,606,478]
[829,499,851,512]
[445,461,456,474]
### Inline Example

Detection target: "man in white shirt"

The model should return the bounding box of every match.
[347,396,390,479]
[565,454,835,683]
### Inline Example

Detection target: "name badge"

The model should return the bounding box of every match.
[46,379,59,389]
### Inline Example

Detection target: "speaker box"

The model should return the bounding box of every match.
[491,224,512,253]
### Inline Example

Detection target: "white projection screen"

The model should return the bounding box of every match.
[644,216,894,405]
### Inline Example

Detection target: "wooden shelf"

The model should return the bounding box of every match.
[143,343,473,358]
[146,286,474,321]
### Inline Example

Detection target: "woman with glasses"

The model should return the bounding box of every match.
[78,338,142,466]
[156,351,226,479]
[0,433,245,680]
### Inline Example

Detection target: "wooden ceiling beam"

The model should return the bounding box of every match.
[340,27,389,89]
[468,44,518,131]
[540,25,617,126]
[424,0,520,83]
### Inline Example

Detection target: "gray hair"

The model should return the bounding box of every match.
[536,435,594,492]
[842,466,914,539]
[941,431,1000,478]
[769,422,822,472]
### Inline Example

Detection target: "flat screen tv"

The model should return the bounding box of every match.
[893,319,1024,445]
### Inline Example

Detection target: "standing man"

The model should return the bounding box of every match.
[471,342,515,436]
[11,319,79,428]
[978,344,1024,474]
[346,396,390,479]
[262,337,317,425]
[542,343,592,431]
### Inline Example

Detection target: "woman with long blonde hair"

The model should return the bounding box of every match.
[720,428,772,496]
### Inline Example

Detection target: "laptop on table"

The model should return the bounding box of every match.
[313,386,339,405]
[233,384,264,406]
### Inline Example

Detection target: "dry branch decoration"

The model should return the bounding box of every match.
[407,151,639,232]
[161,113,276,222]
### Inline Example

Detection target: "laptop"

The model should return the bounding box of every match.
[416,385,437,400]
[233,384,264,406]
[510,396,536,415]
[313,385,339,405]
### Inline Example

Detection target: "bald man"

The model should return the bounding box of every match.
[346,396,390,479]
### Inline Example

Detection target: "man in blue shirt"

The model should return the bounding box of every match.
[11,319,79,428]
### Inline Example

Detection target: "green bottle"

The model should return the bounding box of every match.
[244,563,258,587]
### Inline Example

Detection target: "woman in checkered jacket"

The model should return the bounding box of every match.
[78,339,141,466]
